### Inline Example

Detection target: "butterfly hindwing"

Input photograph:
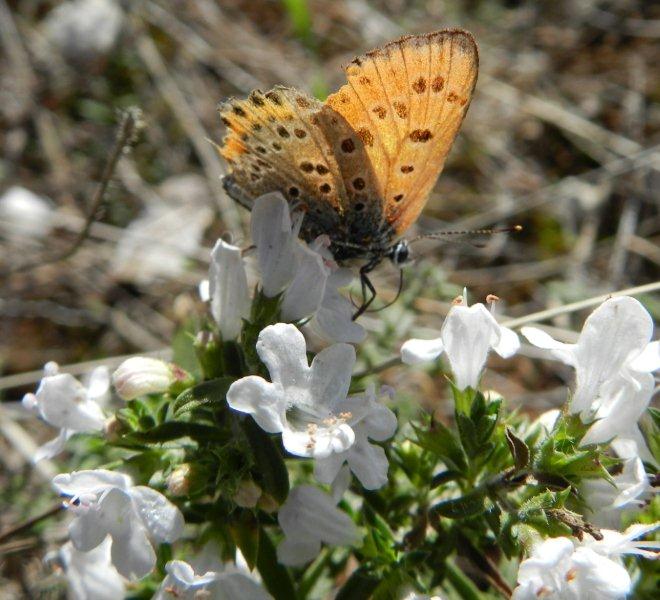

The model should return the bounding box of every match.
[324,30,478,236]
[218,86,347,221]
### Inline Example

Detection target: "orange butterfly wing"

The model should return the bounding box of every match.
[324,29,478,236]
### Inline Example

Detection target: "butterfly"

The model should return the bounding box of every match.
[217,29,478,318]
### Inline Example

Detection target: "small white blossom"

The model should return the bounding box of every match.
[250,193,364,343]
[23,363,108,461]
[112,356,187,400]
[208,239,250,339]
[227,323,358,459]
[581,457,651,528]
[311,267,366,344]
[153,559,272,600]
[113,201,212,285]
[44,0,124,60]
[0,186,54,239]
[250,192,301,297]
[57,538,125,600]
[582,522,660,560]
[314,385,397,490]
[277,485,360,566]
[52,469,184,579]
[512,536,629,600]
[521,296,658,417]
[512,524,659,600]
[401,291,519,390]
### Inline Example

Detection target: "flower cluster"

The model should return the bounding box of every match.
[18,192,659,599]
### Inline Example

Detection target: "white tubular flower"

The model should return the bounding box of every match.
[250,192,300,297]
[52,470,184,579]
[0,186,54,239]
[153,560,272,600]
[511,536,630,600]
[582,522,660,560]
[44,0,124,60]
[581,457,651,528]
[58,538,125,600]
[311,267,366,344]
[22,362,108,462]
[208,239,250,340]
[314,385,398,490]
[579,371,654,448]
[280,242,328,322]
[227,323,357,459]
[276,485,360,566]
[401,291,519,390]
[112,357,188,401]
[521,296,658,417]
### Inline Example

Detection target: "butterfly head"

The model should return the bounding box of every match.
[387,240,412,267]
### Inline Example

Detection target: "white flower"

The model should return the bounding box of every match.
[250,192,301,297]
[44,0,124,60]
[276,485,360,566]
[581,457,651,528]
[208,239,250,339]
[153,559,272,600]
[314,385,397,490]
[250,193,364,343]
[521,296,658,417]
[512,536,630,600]
[52,469,184,579]
[401,291,519,390]
[113,201,212,285]
[579,371,655,449]
[22,362,108,461]
[512,524,659,600]
[0,186,54,239]
[227,323,357,459]
[310,267,366,344]
[582,522,660,560]
[112,356,187,401]
[58,538,125,600]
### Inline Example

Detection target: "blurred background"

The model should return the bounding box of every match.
[0,0,658,594]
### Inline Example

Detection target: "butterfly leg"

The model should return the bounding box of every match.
[352,264,378,321]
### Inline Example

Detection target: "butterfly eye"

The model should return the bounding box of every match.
[389,241,411,266]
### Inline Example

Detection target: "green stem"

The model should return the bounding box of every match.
[445,560,482,600]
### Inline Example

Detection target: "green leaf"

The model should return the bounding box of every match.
[256,528,296,600]
[430,490,485,519]
[172,377,234,417]
[414,421,468,473]
[122,422,221,443]
[372,567,416,600]
[241,418,289,504]
[229,511,260,571]
[505,427,530,470]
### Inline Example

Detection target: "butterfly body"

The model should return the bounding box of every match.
[218,29,478,314]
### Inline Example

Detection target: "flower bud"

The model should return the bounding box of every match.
[233,480,262,508]
[112,357,188,400]
[166,464,193,497]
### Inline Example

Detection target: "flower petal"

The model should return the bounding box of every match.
[256,323,309,390]
[226,377,286,434]
[251,193,297,296]
[346,434,390,490]
[400,337,444,365]
[209,239,250,340]
[520,327,576,365]
[492,325,520,358]
[630,340,660,373]
[34,428,71,462]
[129,486,184,543]
[53,469,132,497]
[308,343,355,411]
[276,537,321,567]
[281,243,327,321]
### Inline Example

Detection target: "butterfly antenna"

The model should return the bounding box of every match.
[365,269,405,314]
[409,224,522,244]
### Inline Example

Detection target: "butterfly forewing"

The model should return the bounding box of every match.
[323,30,478,236]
